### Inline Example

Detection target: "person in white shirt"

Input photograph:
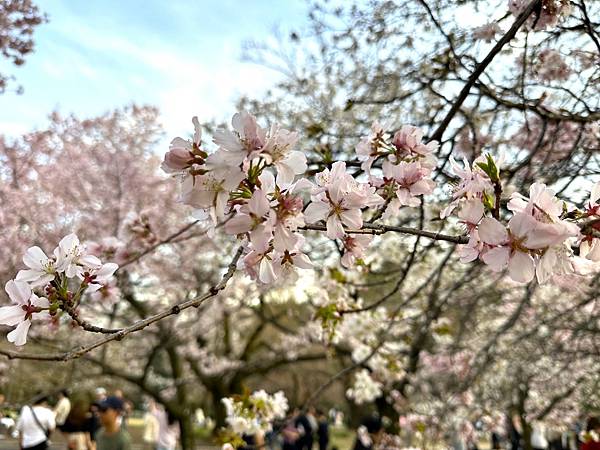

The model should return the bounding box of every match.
[16,396,56,450]
[142,399,159,450]
[153,405,179,450]
[54,390,71,428]
[531,421,549,450]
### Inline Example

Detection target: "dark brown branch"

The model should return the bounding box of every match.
[301,223,469,244]
[429,0,541,142]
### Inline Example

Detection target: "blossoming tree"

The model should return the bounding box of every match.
[1,0,600,449]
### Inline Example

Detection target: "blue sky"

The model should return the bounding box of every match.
[0,0,308,143]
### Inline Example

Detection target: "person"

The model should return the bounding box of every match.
[16,395,56,450]
[154,405,179,450]
[95,396,131,450]
[112,390,131,430]
[95,388,107,403]
[294,409,313,450]
[142,400,159,450]
[61,399,96,450]
[531,421,549,450]
[54,390,72,430]
[508,413,522,450]
[352,415,383,450]
[281,415,300,450]
[316,409,329,450]
[581,417,600,450]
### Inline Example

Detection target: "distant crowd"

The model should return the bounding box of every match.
[0,388,177,450]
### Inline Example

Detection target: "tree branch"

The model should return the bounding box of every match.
[429,0,541,142]
[0,246,244,361]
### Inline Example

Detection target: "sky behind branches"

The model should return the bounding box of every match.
[0,0,308,143]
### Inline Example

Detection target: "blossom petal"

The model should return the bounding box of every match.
[0,306,26,326]
[5,280,31,305]
[508,251,535,283]
[304,201,330,224]
[7,320,31,346]
[478,218,508,245]
[22,246,49,271]
[481,247,510,272]
[340,209,363,230]
[326,216,345,239]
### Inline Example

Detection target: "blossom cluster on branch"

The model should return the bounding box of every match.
[162,111,600,288]
[221,390,288,436]
[0,234,118,345]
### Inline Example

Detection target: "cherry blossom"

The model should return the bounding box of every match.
[346,369,383,404]
[15,246,56,287]
[213,111,306,184]
[536,48,571,82]
[378,160,435,215]
[180,169,245,224]
[391,125,438,162]
[222,390,288,436]
[305,161,383,239]
[83,262,119,293]
[161,116,204,173]
[0,280,49,346]
[472,22,502,42]
[341,235,373,268]
[55,233,103,279]
[355,121,390,171]
[509,0,571,30]
[440,155,495,219]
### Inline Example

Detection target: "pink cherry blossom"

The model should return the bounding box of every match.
[180,170,245,224]
[391,125,438,159]
[355,122,390,172]
[213,112,305,183]
[380,160,435,216]
[161,116,203,173]
[341,235,373,268]
[479,215,537,283]
[508,0,571,31]
[271,236,313,282]
[83,262,119,293]
[0,280,49,346]
[536,49,571,82]
[440,156,495,219]
[472,22,502,42]
[305,162,383,239]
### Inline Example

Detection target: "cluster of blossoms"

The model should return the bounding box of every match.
[161,112,600,289]
[163,113,438,278]
[346,369,384,404]
[510,117,594,162]
[0,234,118,345]
[444,154,600,284]
[305,122,437,266]
[162,113,312,284]
[509,0,571,30]
[356,122,437,215]
[221,390,288,435]
[536,48,571,82]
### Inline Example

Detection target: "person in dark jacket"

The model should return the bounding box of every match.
[316,410,329,450]
[294,409,313,450]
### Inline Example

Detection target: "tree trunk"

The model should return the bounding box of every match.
[178,414,196,450]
